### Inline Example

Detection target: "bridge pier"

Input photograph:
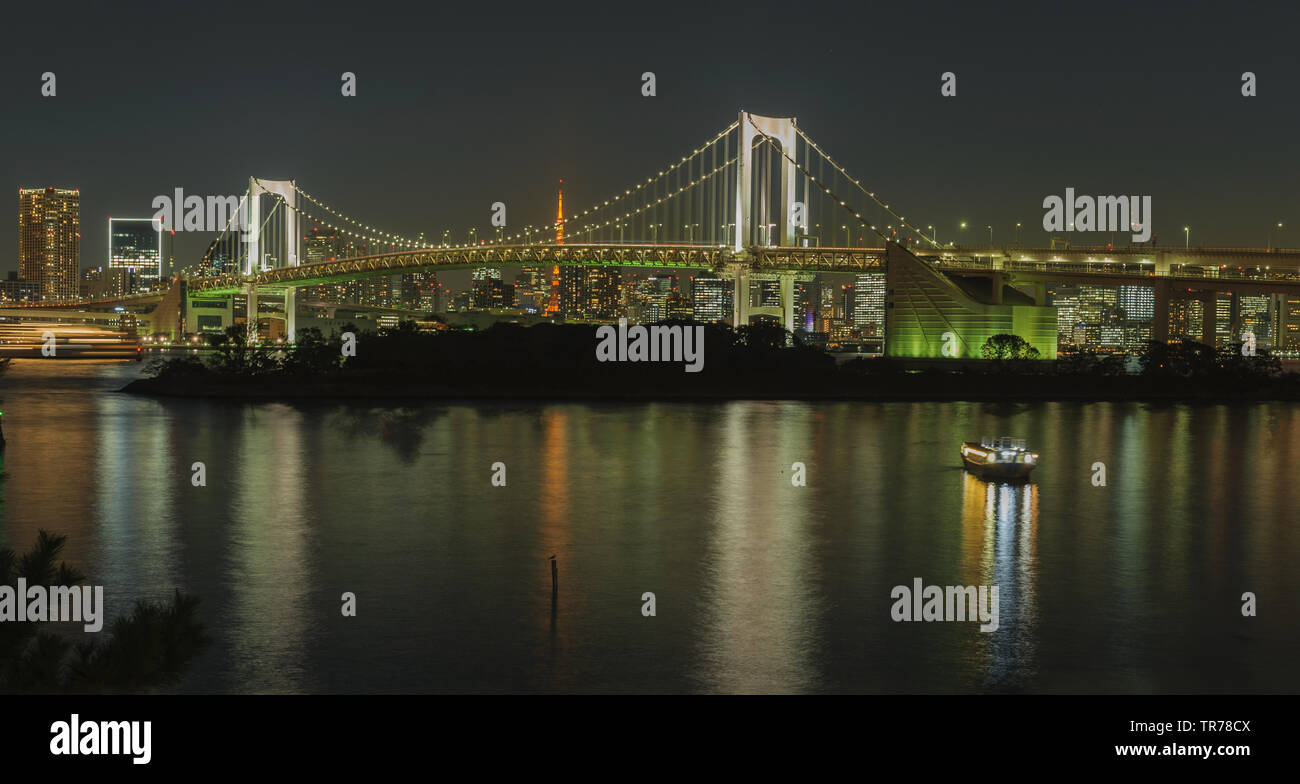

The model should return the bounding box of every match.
[1154,251,1172,277]
[779,271,795,333]
[1228,292,1242,348]
[730,265,750,328]
[1199,290,1217,346]
[1152,279,1171,344]
[1031,282,1048,306]
[244,284,258,343]
[284,288,296,343]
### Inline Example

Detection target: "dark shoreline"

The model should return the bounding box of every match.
[120,374,1300,403]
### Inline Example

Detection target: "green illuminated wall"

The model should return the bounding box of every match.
[884,244,1057,359]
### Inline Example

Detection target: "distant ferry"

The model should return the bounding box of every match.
[960,436,1039,480]
[0,323,139,358]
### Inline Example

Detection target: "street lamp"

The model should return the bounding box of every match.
[927,225,936,243]
[987,225,993,249]
[840,225,847,247]
[1183,226,1189,249]
[1016,222,1021,246]
[1269,222,1284,251]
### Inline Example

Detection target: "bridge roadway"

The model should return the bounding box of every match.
[10,242,1300,314]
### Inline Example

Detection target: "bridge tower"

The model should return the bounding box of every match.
[734,112,798,252]
[244,178,300,341]
[730,113,800,331]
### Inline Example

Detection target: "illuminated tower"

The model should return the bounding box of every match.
[544,181,563,316]
[555,179,564,244]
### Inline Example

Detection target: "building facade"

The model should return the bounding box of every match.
[19,187,80,300]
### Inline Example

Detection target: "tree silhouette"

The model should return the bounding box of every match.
[0,531,209,693]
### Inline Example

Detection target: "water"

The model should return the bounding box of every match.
[1,359,1296,693]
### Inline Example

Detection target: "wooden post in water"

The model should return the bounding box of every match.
[549,555,557,598]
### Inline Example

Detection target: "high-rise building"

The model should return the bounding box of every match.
[583,267,620,320]
[1117,285,1154,322]
[515,267,547,313]
[109,217,163,293]
[1116,285,1154,352]
[794,280,816,333]
[1282,295,1300,350]
[472,267,503,309]
[401,271,439,311]
[692,276,726,323]
[644,275,677,321]
[853,272,886,337]
[0,271,40,303]
[19,187,80,300]
[1215,296,1231,348]
[1239,295,1271,348]
[559,266,619,320]
[819,276,837,319]
[1053,294,1079,348]
[302,227,343,265]
[559,266,584,316]
[1076,285,1118,350]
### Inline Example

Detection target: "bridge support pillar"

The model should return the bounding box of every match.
[1152,279,1171,344]
[284,288,296,343]
[1155,251,1171,277]
[1031,282,1048,306]
[731,266,751,328]
[244,284,258,343]
[779,271,796,333]
[990,271,1004,304]
[1228,292,1242,348]
[1200,290,1217,347]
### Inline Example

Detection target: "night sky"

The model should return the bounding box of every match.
[3,0,1299,278]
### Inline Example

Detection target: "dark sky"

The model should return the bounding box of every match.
[4,0,1299,278]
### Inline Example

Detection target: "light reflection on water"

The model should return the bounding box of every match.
[0,360,1297,693]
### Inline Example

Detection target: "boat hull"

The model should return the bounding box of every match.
[960,441,1037,481]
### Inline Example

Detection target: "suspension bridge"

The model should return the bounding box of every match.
[16,111,1300,356]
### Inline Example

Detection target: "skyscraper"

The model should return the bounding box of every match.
[644,275,677,321]
[109,217,163,294]
[559,266,620,320]
[1239,295,1271,347]
[692,276,726,323]
[19,187,80,300]
[1117,285,1154,322]
[583,267,620,320]
[472,267,504,309]
[853,272,886,337]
